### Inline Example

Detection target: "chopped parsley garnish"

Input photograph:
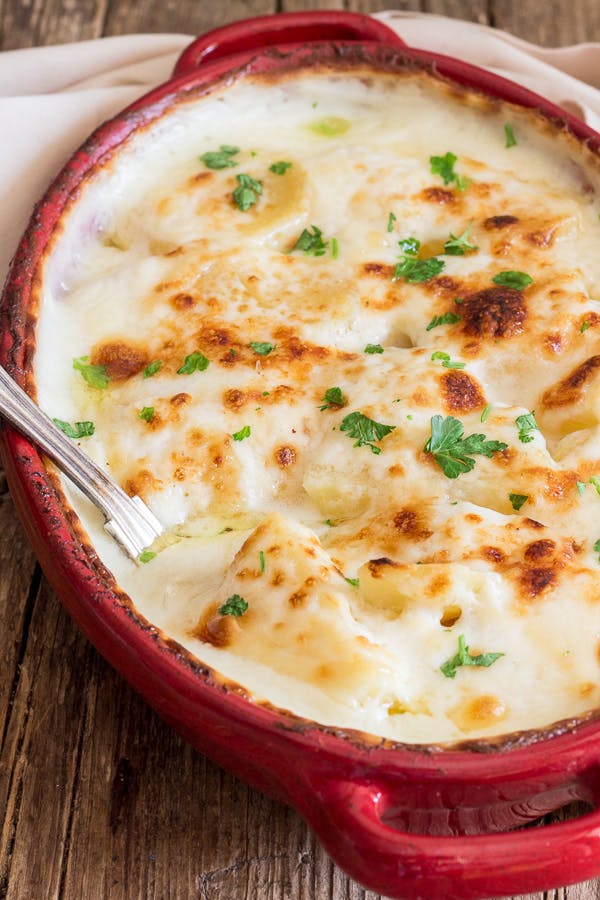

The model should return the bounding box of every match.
[364,343,384,354]
[290,225,329,256]
[424,414,508,479]
[218,594,249,617]
[319,387,346,410]
[509,492,529,511]
[249,341,276,356]
[139,406,155,422]
[325,519,335,526]
[143,359,162,378]
[480,403,491,424]
[138,550,156,564]
[393,237,445,283]
[72,356,109,389]
[430,152,471,191]
[440,634,504,678]
[199,144,239,169]
[504,123,517,148]
[398,237,420,255]
[52,418,95,439]
[454,296,464,305]
[444,223,478,256]
[345,577,360,587]
[269,160,292,175]
[581,321,591,333]
[580,476,600,497]
[232,173,263,211]
[232,425,251,442]
[339,411,396,455]
[177,352,209,374]
[426,312,462,331]
[492,270,534,290]
[515,412,539,443]
[430,351,465,369]
[331,237,339,259]
[594,539,600,560]
[387,212,397,233]
[590,476,600,495]
[259,550,266,573]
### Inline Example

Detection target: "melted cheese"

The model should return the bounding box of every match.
[33,62,600,744]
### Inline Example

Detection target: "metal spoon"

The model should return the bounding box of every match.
[0,364,163,560]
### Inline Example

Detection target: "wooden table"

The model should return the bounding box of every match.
[1,2,599,898]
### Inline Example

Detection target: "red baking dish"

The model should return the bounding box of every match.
[3,11,600,900]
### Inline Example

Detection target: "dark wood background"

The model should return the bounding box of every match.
[1,2,600,898]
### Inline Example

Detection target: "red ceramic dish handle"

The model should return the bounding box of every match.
[172,11,406,77]
[303,781,600,899]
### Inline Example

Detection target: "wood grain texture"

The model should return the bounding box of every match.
[492,0,600,46]
[423,0,489,25]
[102,0,276,39]
[0,0,109,49]
[1,1,600,898]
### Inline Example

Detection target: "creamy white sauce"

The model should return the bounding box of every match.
[34,67,600,744]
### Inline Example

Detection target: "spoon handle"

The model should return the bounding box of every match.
[0,365,163,559]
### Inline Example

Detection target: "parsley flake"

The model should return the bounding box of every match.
[515,412,539,443]
[444,223,478,256]
[398,237,420,255]
[492,270,534,290]
[290,225,329,256]
[269,160,292,175]
[579,476,600,498]
[319,387,346,410]
[393,241,445,283]
[387,212,397,233]
[232,173,263,211]
[509,492,529,511]
[232,425,251,441]
[430,152,471,191]
[52,418,95,439]
[218,594,248,617]
[138,550,157,564]
[345,577,360,587]
[581,321,591,333]
[139,406,155,422]
[364,343,384,354]
[440,634,504,678]
[426,312,462,331]
[331,237,339,259]
[249,341,276,356]
[73,356,109,389]
[480,403,491,424]
[504,123,517,148]
[200,144,239,169]
[259,550,266,573]
[177,352,209,375]
[431,351,465,369]
[424,414,508,479]
[340,411,396,455]
[143,359,162,378]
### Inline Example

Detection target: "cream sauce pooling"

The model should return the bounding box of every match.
[34,66,600,743]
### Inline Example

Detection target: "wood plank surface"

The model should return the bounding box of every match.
[1,1,600,899]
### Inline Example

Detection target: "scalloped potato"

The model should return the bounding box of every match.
[32,59,600,743]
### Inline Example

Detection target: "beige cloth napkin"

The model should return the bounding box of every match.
[1,14,599,282]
